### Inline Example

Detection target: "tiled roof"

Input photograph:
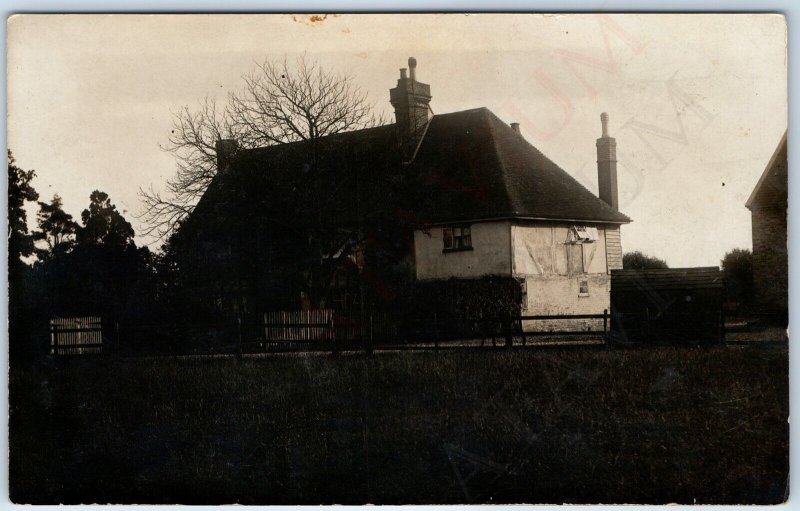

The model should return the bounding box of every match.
[191,107,632,229]
[410,107,631,224]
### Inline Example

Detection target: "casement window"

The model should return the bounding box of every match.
[443,225,472,251]
[570,225,598,243]
[579,280,590,297]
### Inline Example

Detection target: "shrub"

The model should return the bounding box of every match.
[721,248,754,308]
[393,276,523,341]
[623,251,668,270]
[402,276,522,320]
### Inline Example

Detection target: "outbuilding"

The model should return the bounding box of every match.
[610,267,725,345]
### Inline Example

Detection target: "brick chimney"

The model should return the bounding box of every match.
[216,139,239,174]
[510,122,521,135]
[596,113,618,211]
[390,57,432,162]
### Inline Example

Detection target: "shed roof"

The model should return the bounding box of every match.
[611,267,724,292]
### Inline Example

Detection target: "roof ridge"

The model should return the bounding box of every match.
[241,123,395,155]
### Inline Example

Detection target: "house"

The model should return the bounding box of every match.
[178,57,631,327]
[746,131,788,323]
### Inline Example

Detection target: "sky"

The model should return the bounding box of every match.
[7,13,787,267]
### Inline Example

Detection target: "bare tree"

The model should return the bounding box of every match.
[138,56,383,240]
[138,97,242,239]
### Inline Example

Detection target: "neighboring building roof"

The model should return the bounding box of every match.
[610,267,724,292]
[746,131,787,209]
[189,106,631,231]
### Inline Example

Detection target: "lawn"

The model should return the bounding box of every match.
[9,345,788,504]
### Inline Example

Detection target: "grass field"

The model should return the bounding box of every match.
[9,345,788,504]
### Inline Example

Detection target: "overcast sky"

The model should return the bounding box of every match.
[7,13,787,267]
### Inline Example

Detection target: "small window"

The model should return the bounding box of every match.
[443,225,472,251]
[570,225,598,244]
[579,280,590,296]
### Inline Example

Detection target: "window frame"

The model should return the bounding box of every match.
[442,224,473,252]
[570,225,598,244]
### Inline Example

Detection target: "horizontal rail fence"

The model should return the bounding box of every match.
[44,310,623,358]
[388,311,612,347]
[50,316,104,356]
[518,311,609,337]
[484,311,611,347]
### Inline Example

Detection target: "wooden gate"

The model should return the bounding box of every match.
[50,316,104,356]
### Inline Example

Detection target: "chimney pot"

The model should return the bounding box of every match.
[596,112,618,211]
[390,57,431,163]
[408,57,417,81]
[510,122,521,134]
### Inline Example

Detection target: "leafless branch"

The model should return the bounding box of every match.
[138,56,384,241]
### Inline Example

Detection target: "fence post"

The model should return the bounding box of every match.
[367,313,374,355]
[331,315,338,356]
[603,309,608,347]
[500,315,508,348]
[237,316,243,360]
[433,313,439,351]
[50,319,56,358]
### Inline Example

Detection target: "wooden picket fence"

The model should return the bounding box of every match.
[263,310,336,343]
[258,310,385,352]
[50,316,104,356]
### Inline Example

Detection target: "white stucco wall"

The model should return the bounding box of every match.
[413,220,621,331]
[414,221,511,280]
[510,223,609,276]
[511,223,614,330]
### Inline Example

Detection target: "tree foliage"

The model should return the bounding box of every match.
[139,55,383,240]
[622,251,669,270]
[8,151,39,267]
[35,194,79,256]
[8,151,40,364]
[721,248,753,305]
[78,190,135,250]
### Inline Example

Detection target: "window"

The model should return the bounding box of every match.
[570,225,598,243]
[579,280,590,297]
[443,225,472,251]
